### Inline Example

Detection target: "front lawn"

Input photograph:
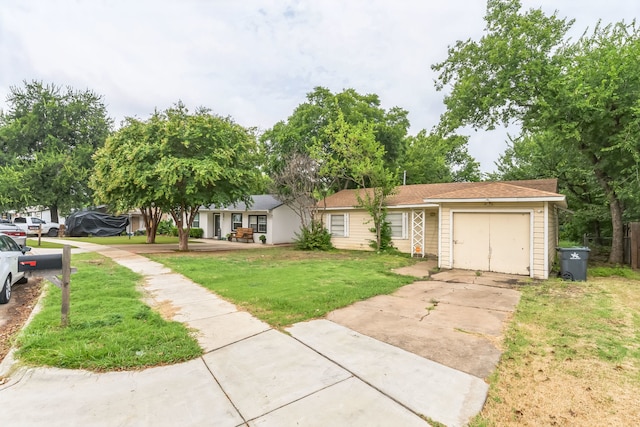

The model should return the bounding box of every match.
[148,248,416,327]
[472,267,640,426]
[15,252,201,371]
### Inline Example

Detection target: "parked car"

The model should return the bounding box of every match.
[13,217,60,237]
[0,234,30,304]
[0,223,27,247]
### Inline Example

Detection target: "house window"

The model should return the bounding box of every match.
[329,213,349,237]
[192,213,200,228]
[249,215,267,233]
[231,213,242,230]
[386,212,407,239]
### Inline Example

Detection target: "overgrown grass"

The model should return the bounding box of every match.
[63,235,199,245]
[149,247,415,327]
[557,240,583,248]
[472,275,640,425]
[15,253,201,371]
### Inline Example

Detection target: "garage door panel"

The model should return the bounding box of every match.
[489,213,530,275]
[452,212,530,276]
[453,213,490,271]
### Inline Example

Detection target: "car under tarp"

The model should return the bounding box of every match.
[65,211,129,237]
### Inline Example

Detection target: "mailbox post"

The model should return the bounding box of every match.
[18,245,74,326]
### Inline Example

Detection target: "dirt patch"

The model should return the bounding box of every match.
[480,354,640,425]
[0,278,43,364]
[154,300,180,320]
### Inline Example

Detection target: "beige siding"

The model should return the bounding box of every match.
[329,211,375,251]
[547,203,559,275]
[329,208,439,256]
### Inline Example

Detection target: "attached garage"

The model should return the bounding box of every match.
[452,212,531,275]
[319,179,567,279]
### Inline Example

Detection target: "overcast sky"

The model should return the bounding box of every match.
[1,1,637,173]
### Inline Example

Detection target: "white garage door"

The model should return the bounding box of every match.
[452,212,530,275]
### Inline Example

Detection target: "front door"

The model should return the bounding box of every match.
[214,214,221,239]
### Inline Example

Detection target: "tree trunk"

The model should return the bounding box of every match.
[141,206,162,244]
[178,227,189,251]
[50,205,59,223]
[592,167,624,264]
[146,221,158,244]
[608,198,625,264]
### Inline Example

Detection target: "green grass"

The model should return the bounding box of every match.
[15,252,201,371]
[506,278,637,364]
[26,239,73,249]
[63,235,200,245]
[149,247,415,327]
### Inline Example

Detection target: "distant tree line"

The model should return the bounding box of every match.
[0,0,638,258]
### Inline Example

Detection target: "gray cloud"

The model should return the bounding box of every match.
[1,0,636,172]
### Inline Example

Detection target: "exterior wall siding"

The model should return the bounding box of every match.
[329,208,439,256]
[329,210,375,251]
[270,205,302,244]
[547,203,559,274]
[199,207,302,244]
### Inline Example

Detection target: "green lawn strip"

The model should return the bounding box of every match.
[510,279,637,365]
[62,235,201,245]
[148,248,415,327]
[15,252,201,371]
[26,239,73,249]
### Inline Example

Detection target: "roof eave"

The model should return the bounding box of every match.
[424,196,567,206]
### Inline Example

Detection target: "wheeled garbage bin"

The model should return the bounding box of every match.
[557,247,590,281]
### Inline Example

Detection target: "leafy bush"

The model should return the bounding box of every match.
[294,221,333,251]
[369,216,395,253]
[189,227,203,238]
[157,219,174,235]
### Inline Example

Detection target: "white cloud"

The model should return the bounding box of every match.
[1,0,637,172]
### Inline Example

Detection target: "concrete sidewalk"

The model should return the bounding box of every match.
[1,239,490,426]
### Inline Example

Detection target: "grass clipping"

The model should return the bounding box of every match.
[473,277,640,426]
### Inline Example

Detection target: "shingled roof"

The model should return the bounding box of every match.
[320,179,565,208]
[205,195,284,211]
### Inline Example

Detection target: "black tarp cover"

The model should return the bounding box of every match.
[65,211,129,237]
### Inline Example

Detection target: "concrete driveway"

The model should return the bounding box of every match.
[327,264,523,378]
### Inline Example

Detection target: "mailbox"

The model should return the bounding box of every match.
[18,254,63,272]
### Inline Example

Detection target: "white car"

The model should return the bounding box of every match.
[0,234,30,304]
[13,217,60,237]
[0,222,28,247]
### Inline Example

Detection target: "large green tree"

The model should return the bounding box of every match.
[433,0,640,263]
[91,117,164,243]
[262,86,410,189]
[313,111,396,251]
[92,102,261,250]
[400,131,480,184]
[494,132,610,242]
[0,80,112,221]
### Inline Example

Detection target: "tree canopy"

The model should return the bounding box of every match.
[92,102,262,250]
[313,110,396,251]
[401,131,480,184]
[0,80,112,220]
[433,0,640,263]
[261,86,410,189]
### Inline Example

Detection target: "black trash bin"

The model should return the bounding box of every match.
[557,247,590,281]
